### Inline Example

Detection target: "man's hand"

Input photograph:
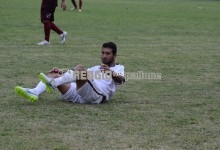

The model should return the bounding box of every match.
[61,0,67,11]
[100,64,110,71]
[100,64,125,84]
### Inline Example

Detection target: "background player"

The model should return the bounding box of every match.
[70,0,83,12]
[38,0,68,45]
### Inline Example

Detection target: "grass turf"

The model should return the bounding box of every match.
[0,0,220,149]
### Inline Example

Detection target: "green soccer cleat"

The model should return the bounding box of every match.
[15,86,38,102]
[39,73,54,93]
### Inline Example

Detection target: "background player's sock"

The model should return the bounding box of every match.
[79,0,82,9]
[43,21,51,42]
[71,0,77,9]
[50,22,63,35]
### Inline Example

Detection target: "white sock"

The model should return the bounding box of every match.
[31,81,46,95]
[53,70,77,87]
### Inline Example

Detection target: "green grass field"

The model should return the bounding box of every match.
[1,0,220,149]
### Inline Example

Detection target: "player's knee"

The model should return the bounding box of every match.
[47,73,60,78]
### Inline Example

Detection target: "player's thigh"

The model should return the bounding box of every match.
[61,83,84,103]
[77,81,104,104]
[40,7,56,22]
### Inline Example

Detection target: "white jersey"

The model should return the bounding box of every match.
[87,64,125,101]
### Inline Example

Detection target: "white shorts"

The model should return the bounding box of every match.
[60,81,106,104]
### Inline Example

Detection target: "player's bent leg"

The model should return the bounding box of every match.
[15,86,39,102]
[77,80,106,104]
[76,80,87,90]
[60,83,84,103]
[74,64,87,89]
[39,70,77,93]
[39,65,86,93]
[57,84,71,95]
[39,73,55,93]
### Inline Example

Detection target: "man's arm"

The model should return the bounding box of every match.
[112,71,125,84]
[100,64,125,84]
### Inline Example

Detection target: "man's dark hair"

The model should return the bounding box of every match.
[102,42,117,56]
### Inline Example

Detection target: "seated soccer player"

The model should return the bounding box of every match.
[15,42,125,104]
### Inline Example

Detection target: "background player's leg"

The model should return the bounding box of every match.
[44,21,51,42]
[38,21,51,45]
[50,22,63,35]
[71,0,77,10]
[79,0,82,11]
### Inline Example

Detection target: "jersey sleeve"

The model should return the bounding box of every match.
[112,65,125,77]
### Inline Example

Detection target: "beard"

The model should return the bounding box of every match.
[102,58,113,65]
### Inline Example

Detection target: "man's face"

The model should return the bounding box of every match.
[101,47,115,65]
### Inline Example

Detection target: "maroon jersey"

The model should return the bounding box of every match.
[41,0,58,8]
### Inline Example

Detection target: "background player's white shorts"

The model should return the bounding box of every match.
[60,81,105,104]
